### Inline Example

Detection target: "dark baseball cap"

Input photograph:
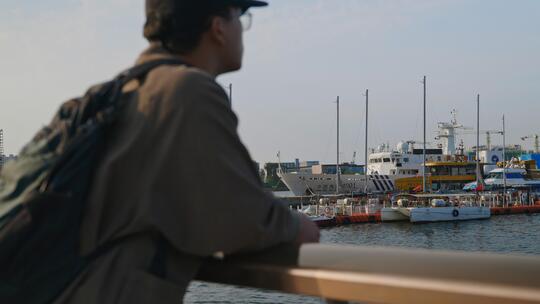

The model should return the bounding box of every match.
[144,0,267,42]
[228,0,268,8]
[146,0,268,17]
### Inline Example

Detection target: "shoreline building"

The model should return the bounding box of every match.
[0,129,18,172]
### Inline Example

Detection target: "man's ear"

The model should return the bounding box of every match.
[209,16,227,46]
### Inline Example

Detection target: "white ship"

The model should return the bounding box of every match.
[367,110,473,176]
[279,141,449,196]
[279,103,471,196]
[278,164,397,196]
[367,142,444,175]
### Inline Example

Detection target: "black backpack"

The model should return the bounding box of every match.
[0,59,184,303]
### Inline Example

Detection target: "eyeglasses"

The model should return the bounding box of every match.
[239,11,253,31]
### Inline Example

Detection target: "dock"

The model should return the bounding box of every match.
[305,200,540,228]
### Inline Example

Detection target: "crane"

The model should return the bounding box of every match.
[456,129,503,151]
[520,134,539,153]
[484,130,504,150]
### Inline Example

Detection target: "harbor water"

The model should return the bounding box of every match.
[185,213,540,303]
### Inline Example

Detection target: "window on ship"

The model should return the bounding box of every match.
[486,172,503,179]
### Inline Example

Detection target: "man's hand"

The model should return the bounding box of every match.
[295,213,320,244]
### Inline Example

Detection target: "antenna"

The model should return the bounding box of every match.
[276,150,282,174]
[451,109,458,125]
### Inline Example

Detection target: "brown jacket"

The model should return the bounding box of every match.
[53,44,300,303]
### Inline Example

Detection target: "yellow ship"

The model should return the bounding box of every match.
[395,160,479,192]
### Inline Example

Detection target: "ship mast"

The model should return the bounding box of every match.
[476,94,481,189]
[422,76,427,193]
[336,96,340,194]
[502,115,507,206]
[364,89,369,194]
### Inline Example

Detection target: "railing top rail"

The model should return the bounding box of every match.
[196,244,540,304]
[299,244,540,289]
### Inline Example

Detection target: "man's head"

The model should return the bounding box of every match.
[144,0,267,75]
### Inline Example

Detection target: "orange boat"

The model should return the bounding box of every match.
[491,205,540,215]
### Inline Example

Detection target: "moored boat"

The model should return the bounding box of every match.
[384,194,491,223]
[464,158,540,191]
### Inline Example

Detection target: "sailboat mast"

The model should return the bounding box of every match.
[364,89,369,194]
[336,96,340,194]
[476,94,481,187]
[422,76,427,193]
[503,115,507,206]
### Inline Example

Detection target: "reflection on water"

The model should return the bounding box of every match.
[185,214,540,303]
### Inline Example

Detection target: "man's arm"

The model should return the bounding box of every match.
[152,69,318,256]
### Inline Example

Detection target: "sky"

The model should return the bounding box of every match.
[1,0,539,164]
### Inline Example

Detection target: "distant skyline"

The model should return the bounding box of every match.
[1,0,539,164]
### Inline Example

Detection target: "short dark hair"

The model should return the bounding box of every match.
[144,3,233,54]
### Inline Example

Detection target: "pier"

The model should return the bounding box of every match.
[291,194,540,227]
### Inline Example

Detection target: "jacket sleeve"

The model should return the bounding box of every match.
[147,69,300,256]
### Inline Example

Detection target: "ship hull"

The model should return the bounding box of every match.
[409,206,491,223]
[279,172,405,196]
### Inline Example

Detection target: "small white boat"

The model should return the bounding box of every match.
[403,206,490,223]
[387,194,491,223]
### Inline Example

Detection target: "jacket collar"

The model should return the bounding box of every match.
[135,42,187,66]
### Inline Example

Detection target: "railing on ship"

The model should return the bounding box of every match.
[196,243,540,304]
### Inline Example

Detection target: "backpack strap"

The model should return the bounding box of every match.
[117,58,187,84]
[104,58,187,108]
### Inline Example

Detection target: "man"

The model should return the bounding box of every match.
[53,0,319,303]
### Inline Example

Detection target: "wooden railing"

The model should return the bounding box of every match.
[196,244,540,304]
